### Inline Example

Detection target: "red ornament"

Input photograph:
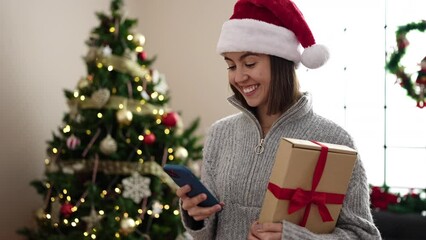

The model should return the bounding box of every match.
[138,51,147,61]
[143,132,156,145]
[162,112,179,127]
[60,202,74,218]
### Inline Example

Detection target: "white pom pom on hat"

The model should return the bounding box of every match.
[216,0,329,69]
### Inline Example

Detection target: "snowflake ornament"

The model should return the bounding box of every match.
[121,172,151,203]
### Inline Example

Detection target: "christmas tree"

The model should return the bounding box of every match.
[18,0,202,239]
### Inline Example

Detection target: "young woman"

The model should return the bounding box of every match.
[176,0,381,239]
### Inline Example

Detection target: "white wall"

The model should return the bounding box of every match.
[0,0,236,239]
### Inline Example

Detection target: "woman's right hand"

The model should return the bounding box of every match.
[176,184,224,221]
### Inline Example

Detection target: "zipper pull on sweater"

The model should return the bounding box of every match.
[255,139,265,154]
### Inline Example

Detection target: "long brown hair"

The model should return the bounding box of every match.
[230,55,301,115]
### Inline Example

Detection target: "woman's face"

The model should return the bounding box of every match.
[224,52,271,110]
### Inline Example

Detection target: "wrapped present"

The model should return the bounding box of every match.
[259,138,357,233]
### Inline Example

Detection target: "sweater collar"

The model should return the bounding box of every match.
[227,92,313,124]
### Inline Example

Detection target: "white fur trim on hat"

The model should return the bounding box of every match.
[216,19,301,64]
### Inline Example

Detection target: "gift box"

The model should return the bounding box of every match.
[259,138,357,233]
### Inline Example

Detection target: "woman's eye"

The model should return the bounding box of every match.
[245,63,255,68]
[227,65,236,70]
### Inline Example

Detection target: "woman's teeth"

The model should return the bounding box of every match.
[242,85,258,94]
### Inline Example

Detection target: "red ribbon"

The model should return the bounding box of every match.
[267,140,345,227]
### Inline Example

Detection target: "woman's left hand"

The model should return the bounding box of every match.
[247,221,283,240]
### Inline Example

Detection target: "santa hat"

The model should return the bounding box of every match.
[216,0,329,69]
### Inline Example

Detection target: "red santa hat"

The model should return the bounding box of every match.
[216,0,329,69]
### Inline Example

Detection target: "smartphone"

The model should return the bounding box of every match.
[163,164,219,207]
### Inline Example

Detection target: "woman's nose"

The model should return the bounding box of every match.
[234,69,248,83]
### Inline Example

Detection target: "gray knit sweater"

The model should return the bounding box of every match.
[181,92,381,239]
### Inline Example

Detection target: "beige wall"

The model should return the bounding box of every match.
[0,0,236,238]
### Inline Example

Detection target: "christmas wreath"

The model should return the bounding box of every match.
[385,20,426,108]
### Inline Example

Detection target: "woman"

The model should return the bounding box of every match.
[176,0,381,239]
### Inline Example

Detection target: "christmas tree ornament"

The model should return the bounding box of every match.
[116,109,133,125]
[153,74,169,94]
[66,134,81,150]
[133,33,146,46]
[174,146,188,160]
[151,201,163,215]
[99,134,118,155]
[91,88,111,108]
[34,208,46,221]
[60,202,74,218]
[138,51,147,61]
[143,132,156,145]
[162,112,179,127]
[122,172,151,203]
[102,45,112,56]
[119,216,136,235]
[385,20,426,108]
[82,207,104,231]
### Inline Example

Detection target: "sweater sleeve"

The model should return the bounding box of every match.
[280,155,382,240]
[180,124,221,239]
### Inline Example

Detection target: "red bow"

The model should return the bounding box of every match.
[267,141,345,227]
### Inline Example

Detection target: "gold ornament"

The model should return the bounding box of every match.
[119,216,136,235]
[133,34,146,46]
[116,109,133,125]
[100,134,117,155]
[91,88,111,108]
[174,146,188,160]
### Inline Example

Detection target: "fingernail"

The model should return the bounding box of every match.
[254,223,263,232]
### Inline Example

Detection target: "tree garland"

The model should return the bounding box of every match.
[385,20,426,108]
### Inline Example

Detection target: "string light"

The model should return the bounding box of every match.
[155,119,161,124]
[118,104,124,109]
[52,148,58,154]
[44,158,50,165]
[80,95,86,101]
[96,63,103,68]
[136,149,142,155]
[158,95,165,101]
[135,46,143,52]
[168,155,174,161]
[167,148,173,153]
[150,92,159,99]
[138,135,144,141]
[63,125,71,133]
[137,86,143,92]
[107,66,114,71]
[97,113,103,118]
[136,106,142,112]
[114,188,121,194]
[86,130,92,135]
[134,76,140,82]
[115,232,120,238]
[152,109,158,115]
[164,129,170,135]
[127,35,134,41]
[173,210,179,215]
[73,91,80,98]
[109,27,115,33]
[46,214,52,219]
[147,210,152,215]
